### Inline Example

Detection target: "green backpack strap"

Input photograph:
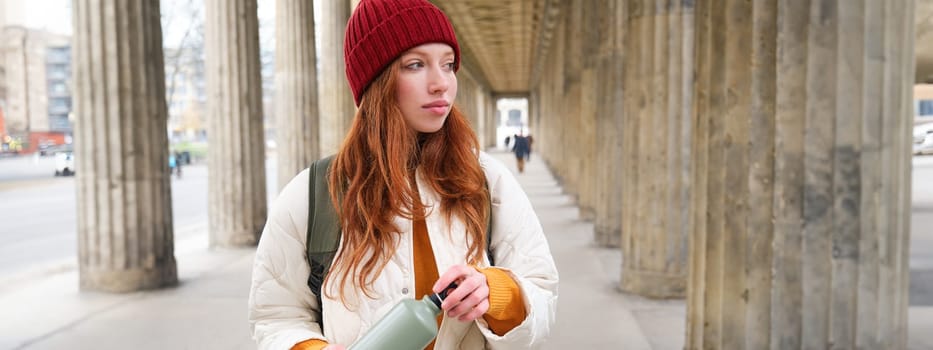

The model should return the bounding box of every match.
[306,155,339,312]
[484,181,495,267]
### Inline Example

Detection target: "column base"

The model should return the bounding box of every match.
[579,206,596,220]
[620,267,686,299]
[211,229,261,247]
[594,225,621,248]
[80,261,178,293]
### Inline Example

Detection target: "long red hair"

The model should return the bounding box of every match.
[326,61,489,300]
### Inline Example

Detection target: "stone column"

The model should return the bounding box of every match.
[529,1,561,166]
[72,0,177,292]
[474,91,487,148]
[577,1,599,221]
[594,0,625,247]
[457,69,480,131]
[486,97,496,150]
[534,0,566,179]
[562,1,583,202]
[275,0,318,190]
[619,0,694,298]
[204,0,267,247]
[316,0,355,155]
[536,1,572,193]
[687,1,915,348]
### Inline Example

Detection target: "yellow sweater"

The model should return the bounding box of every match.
[291,215,526,350]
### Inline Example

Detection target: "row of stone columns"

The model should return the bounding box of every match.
[688,1,914,348]
[533,1,592,211]
[533,0,693,298]
[532,0,915,347]
[456,67,495,148]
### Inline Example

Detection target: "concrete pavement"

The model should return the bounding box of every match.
[1,151,931,349]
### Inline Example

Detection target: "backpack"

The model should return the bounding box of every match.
[305,156,495,311]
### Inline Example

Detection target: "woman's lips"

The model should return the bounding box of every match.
[423,101,449,115]
[425,106,448,115]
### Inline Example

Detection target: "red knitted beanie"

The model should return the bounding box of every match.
[344,0,461,105]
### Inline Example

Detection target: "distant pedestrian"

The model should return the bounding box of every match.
[504,135,511,148]
[173,151,183,179]
[168,153,177,177]
[512,133,531,173]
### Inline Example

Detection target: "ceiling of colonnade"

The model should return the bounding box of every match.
[434,0,933,91]
[432,0,549,95]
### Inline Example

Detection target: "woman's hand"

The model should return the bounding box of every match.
[433,265,490,322]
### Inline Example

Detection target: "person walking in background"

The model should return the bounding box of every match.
[247,1,559,349]
[511,133,531,173]
[167,153,177,178]
[173,151,183,179]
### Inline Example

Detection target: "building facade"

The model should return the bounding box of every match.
[0,26,71,153]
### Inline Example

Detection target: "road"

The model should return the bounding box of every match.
[0,154,279,282]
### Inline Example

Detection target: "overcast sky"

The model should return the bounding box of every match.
[10,0,275,50]
[7,0,72,35]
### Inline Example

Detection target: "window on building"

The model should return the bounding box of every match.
[919,99,933,117]
[46,47,70,63]
[47,64,68,79]
[49,114,70,131]
[50,82,67,94]
[49,98,70,110]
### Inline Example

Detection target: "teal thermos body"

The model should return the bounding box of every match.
[348,292,447,350]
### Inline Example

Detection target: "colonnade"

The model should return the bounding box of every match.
[531,0,915,347]
[71,1,917,347]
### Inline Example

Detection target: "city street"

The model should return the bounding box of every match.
[911,156,933,313]
[0,155,279,284]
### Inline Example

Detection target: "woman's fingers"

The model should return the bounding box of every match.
[449,285,489,320]
[432,264,472,293]
[435,265,489,321]
[459,299,489,322]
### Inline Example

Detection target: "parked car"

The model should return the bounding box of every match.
[54,152,75,176]
[916,133,933,155]
[40,144,73,156]
[914,124,933,155]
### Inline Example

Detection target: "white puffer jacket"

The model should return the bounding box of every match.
[248,152,559,349]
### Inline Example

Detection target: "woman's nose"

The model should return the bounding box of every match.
[428,66,449,94]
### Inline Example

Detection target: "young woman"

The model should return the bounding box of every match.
[248,1,558,349]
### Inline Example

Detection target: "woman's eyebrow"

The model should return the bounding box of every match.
[404,48,455,58]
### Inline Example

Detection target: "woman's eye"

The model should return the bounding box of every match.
[405,62,424,70]
[444,62,456,70]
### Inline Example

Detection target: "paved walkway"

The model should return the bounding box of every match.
[1,151,930,349]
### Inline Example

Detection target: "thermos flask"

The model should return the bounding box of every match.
[348,284,455,350]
